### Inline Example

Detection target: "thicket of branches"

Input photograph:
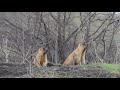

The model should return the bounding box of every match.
[0,12,120,66]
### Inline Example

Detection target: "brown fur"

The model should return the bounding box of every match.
[63,42,88,66]
[33,48,48,67]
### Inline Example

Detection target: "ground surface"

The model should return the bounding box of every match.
[0,63,120,78]
[30,63,120,78]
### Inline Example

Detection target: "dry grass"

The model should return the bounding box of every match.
[1,63,120,78]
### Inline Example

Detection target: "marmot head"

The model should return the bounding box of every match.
[78,42,88,50]
[81,42,88,49]
[39,48,48,55]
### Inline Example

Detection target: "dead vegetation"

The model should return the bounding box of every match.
[1,63,119,78]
